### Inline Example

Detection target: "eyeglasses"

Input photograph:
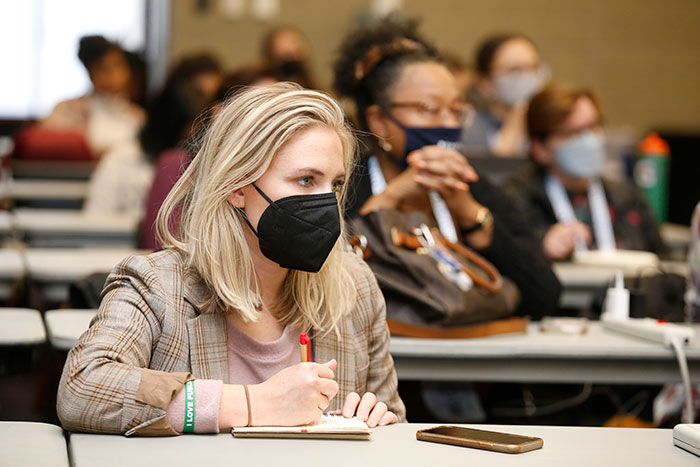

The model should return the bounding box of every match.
[388,101,473,123]
[549,119,605,139]
[492,62,551,77]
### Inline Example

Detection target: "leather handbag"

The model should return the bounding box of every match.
[348,209,521,330]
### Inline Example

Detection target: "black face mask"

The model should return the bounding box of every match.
[238,183,341,273]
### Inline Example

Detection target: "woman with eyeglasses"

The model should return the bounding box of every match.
[334,17,561,321]
[461,33,549,157]
[504,84,666,261]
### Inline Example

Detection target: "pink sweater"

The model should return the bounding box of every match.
[166,319,300,433]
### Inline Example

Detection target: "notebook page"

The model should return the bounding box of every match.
[232,415,369,434]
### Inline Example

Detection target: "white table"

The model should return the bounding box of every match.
[554,261,689,309]
[0,248,24,300]
[0,422,69,467]
[661,223,692,261]
[13,209,140,247]
[24,248,150,303]
[38,313,700,385]
[0,210,13,237]
[0,179,88,201]
[390,322,700,384]
[0,308,46,346]
[44,309,97,351]
[68,423,697,467]
[2,180,87,209]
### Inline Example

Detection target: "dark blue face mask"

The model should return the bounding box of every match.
[381,111,463,169]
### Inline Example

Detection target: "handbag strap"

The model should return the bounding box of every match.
[386,317,528,338]
[392,226,504,293]
[435,229,503,293]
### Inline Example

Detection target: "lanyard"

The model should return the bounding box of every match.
[367,155,458,242]
[544,174,616,252]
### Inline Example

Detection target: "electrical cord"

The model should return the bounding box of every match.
[669,335,694,424]
[490,384,593,418]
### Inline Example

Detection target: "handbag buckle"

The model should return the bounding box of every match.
[410,224,434,247]
[412,224,436,255]
[348,234,368,259]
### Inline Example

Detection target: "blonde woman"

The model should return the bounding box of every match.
[57,83,405,436]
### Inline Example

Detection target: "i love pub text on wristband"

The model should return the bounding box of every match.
[183,380,195,433]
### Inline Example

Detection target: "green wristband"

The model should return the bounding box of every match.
[183,380,195,433]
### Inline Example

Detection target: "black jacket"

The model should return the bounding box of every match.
[502,163,667,256]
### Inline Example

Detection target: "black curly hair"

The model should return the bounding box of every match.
[332,16,441,132]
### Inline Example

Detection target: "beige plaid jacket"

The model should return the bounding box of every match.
[57,249,406,436]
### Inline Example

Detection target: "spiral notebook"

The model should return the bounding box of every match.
[231,415,371,440]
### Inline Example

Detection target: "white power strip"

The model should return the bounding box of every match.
[602,317,697,424]
[602,317,695,347]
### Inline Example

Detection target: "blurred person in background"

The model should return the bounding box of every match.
[260,26,316,89]
[140,62,285,250]
[334,16,560,321]
[504,84,666,261]
[263,26,310,63]
[441,51,476,101]
[688,201,700,323]
[462,33,548,157]
[40,35,145,158]
[334,18,560,423]
[125,50,148,108]
[85,53,222,218]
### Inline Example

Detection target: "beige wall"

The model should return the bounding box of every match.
[170,0,700,132]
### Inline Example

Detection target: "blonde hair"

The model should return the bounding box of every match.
[157,83,358,336]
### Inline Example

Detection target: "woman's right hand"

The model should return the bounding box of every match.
[360,146,478,215]
[491,101,528,157]
[407,145,478,194]
[543,221,592,260]
[250,359,339,426]
[360,165,425,215]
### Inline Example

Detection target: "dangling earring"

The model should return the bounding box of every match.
[378,138,392,153]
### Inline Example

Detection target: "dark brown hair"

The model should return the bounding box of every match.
[474,33,535,76]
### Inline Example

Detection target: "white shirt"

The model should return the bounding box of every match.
[84,140,154,217]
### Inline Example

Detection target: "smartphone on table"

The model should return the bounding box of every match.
[416,425,543,454]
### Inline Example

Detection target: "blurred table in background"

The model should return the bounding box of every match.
[554,260,689,309]
[660,223,692,261]
[0,210,13,239]
[44,309,97,351]
[0,308,46,347]
[390,321,700,384]
[0,248,24,301]
[0,179,88,209]
[13,209,139,248]
[24,248,150,303]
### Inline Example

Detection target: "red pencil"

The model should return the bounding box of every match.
[299,332,310,362]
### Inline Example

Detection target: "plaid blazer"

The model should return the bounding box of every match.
[57,249,406,436]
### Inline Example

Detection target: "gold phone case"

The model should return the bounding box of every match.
[416,426,544,454]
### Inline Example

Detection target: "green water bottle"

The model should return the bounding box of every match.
[633,132,670,223]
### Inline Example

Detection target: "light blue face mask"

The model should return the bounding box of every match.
[554,130,605,179]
